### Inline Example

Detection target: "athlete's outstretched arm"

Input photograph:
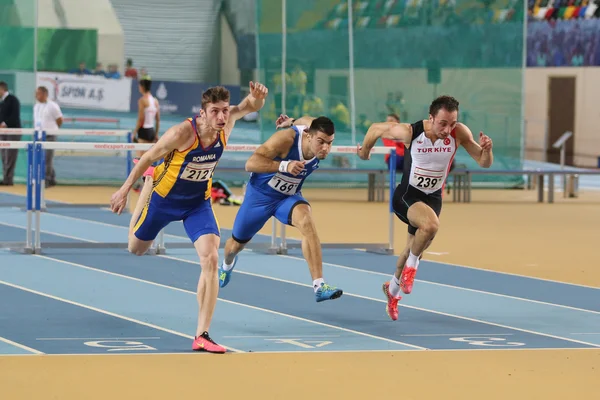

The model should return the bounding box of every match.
[245,129,304,175]
[110,121,190,214]
[456,123,493,168]
[357,122,412,160]
[275,114,315,129]
[229,81,269,123]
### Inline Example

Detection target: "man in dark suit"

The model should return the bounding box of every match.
[0,81,22,185]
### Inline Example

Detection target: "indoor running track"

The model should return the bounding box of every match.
[1,192,600,356]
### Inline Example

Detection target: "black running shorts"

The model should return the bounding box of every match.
[137,127,156,142]
[392,184,442,236]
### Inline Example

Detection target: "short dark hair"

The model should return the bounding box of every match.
[139,79,152,92]
[429,95,459,117]
[387,113,400,122]
[308,116,335,136]
[202,86,230,109]
[0,81,7,90]
[36,86,48,94]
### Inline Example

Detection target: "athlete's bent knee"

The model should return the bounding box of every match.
[128,240,149,256]
[420,219,439,238]
[292,205,316,236]
[199,248,219,273]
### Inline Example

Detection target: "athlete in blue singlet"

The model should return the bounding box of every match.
[218,115,343,302]
[110,82,269,353]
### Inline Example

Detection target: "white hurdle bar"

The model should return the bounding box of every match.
[0,128,134,210]
[7,141,396,256]
[155,144,397,255]
[38,129,133,209]
[275,145,396,255]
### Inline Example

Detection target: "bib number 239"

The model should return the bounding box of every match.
[182,162,216,182]
[268,173,301,195]
[415,176,439,189]
[410,168,444,191]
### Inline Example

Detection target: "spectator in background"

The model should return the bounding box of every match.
[302,94,324,116]
[105,64,121,79]
[140,67,151,80]
[0,81,22,186]
[93,62,106,76]
[34,86,63,188]
[385,92,397,114]
[357,114,372,135]
[330,99,350,131]
[290,65,307,115]
[70,61,91,75]
[386,91,407,121]
[125,58,138,79]
[382,113,404,172]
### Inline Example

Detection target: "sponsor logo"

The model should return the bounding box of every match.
[192,154,217,162]
[417,147,453,153]
[93,144,137,150]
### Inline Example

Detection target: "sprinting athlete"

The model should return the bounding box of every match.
[109,82,269,353]
[134,79,160,148]
[357,95,493,321]
[218,114,343,302]
[131,79,160,191]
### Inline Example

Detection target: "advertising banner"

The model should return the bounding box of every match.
[130,79,241,117]
[37,72,132,112]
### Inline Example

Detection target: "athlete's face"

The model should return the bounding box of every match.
[308,131,334,160]
[202,101,230,131]
[429,108,458,139]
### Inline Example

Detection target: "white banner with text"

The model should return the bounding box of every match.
[36,72,132,112]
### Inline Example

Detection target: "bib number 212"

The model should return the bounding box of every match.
[186,168,212,181]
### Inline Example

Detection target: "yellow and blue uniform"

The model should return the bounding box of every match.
[133,116,225,243]
[231,125,319,243]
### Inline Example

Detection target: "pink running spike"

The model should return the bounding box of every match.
[133,158,155,177]
[382,282,401,321]
[192,334,226,354]
[400,266,417,294]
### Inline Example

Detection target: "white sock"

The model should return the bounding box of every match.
[222,257,235,271]
[389,275,402,298]
[313,278,324,292]
[407,251,420,269]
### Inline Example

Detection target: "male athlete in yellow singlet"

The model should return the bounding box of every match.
[110,82,269,353]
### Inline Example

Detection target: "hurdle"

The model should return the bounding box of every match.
[275,146,396,256]
[151,144,397,256]
[450,168,600,203]
[0,140,35,254]
[0,128,135,210]
[16,141,396,256]
[36,128,134,210]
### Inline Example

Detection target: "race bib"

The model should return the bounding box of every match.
[410,167,445,192]
[268,173,302,195]
[181,161,217,182]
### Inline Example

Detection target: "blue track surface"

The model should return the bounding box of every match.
[1,192,600,355]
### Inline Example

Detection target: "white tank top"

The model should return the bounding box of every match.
[407,129,457,194]
[143,94,157,129]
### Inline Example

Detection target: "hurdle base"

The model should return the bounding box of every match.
[0,242,35,254]
[20,204,113,213]
[279,243,393,255]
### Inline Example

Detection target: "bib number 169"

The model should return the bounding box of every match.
[271,178,297,193]
[268,174,300,195]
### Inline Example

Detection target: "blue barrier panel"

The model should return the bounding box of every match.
[129,80,241,116]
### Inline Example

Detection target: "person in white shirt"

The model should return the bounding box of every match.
[34,86,63,187]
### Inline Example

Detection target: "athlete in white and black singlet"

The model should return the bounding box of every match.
[357,95,494,321]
